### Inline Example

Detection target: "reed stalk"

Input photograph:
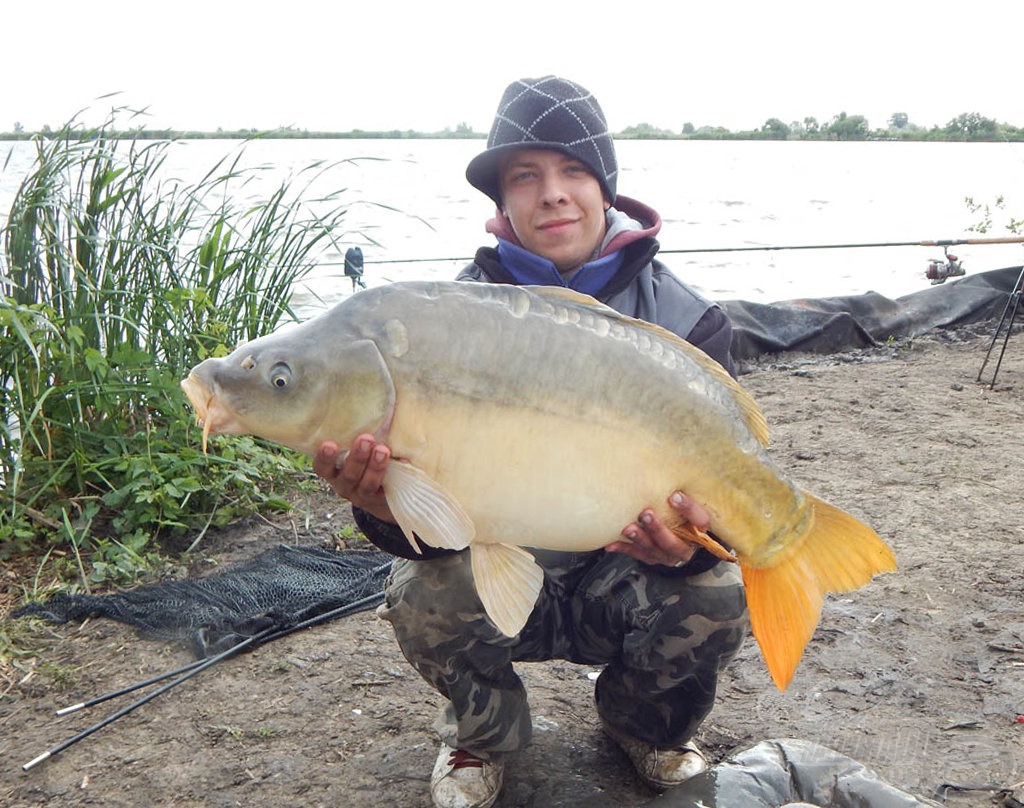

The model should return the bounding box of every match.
[0,114,350,577]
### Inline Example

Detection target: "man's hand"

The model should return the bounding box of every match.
[606,491,711,568]
[312,434,396,524]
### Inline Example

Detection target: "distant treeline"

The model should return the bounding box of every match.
[2,112,1022,142]
[0,126,485,142]
[619,112,1024,142]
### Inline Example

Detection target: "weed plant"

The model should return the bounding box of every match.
[0,116,350,584]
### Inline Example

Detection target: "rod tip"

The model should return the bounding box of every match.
[55,702,85,717]
[22,751,51,771]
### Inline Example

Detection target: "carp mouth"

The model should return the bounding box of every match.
[180,373,229,453]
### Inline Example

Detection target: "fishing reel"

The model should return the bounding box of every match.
[344,246,366,291]
[926,247,965,285]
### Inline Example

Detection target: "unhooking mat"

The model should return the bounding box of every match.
[13,545,393,658]
[644,738,941,807]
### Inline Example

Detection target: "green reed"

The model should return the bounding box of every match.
[0,117,350,578]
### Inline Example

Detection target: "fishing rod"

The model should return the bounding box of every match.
[22,587,387,771]
[21,626,275,771]
[53,656,210,717]
[338,235,1024,265]
[661,235,1024,255]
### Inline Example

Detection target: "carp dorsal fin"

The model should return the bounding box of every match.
[383,461,475,553]
[525,285,770,448]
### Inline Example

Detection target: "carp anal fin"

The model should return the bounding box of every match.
[670,523,737,563]
[383,461,475,554]
[471,543,545,638]
[741,494,897,691]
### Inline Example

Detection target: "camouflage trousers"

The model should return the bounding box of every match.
[377,548,747,755]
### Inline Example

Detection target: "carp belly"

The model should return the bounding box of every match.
[388,397,687,551]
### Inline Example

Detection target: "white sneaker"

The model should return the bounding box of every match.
[602,720,707,790]
[430,743,504,808]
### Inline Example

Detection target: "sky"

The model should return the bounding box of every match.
[2,0,1020,135]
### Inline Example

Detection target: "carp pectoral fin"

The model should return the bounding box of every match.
[383,461,475,554]
[671,524,737,563]
[742,494,897,691]
[470,543,544,638]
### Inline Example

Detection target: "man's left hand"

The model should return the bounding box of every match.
[605,491,710,568]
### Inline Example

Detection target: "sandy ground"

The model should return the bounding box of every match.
[2,323,1023,807]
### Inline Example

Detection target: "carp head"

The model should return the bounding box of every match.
[180,328,396,457]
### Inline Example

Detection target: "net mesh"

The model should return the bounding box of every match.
[13,545,393,658]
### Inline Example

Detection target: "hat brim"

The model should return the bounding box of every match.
[466,142,614,206]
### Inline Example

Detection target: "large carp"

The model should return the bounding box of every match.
[181,281,895,689]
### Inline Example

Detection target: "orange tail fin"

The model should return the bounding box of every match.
[740,494,896,690]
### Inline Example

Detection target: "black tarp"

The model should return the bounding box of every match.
[721,265,1022,360]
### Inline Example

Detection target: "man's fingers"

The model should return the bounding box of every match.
[668,491,710,530]
[313,441,342,480]
[311,435,396,524]
[613,509,698,567]
[619,523,650,550]
[355,443,391,499]
[640,509,674,549]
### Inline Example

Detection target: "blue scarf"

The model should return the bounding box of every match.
[495,238,625,297]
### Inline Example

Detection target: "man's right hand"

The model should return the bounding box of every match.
[313,434,396,524]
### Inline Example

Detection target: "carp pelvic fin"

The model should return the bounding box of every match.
[383,461,475,554]
[470,543,545,637]
[741,494,897,690]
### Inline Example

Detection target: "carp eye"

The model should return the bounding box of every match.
[270,363,292,390]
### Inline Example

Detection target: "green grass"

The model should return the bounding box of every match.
[0,113,350,582]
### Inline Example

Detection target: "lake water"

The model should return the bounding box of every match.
[3,138,1024,314]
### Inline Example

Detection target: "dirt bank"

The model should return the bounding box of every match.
[2,324,1023,807]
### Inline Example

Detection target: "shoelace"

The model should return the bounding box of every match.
[448,749,487,770]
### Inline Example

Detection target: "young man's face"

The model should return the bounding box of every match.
[498,149,609,274]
